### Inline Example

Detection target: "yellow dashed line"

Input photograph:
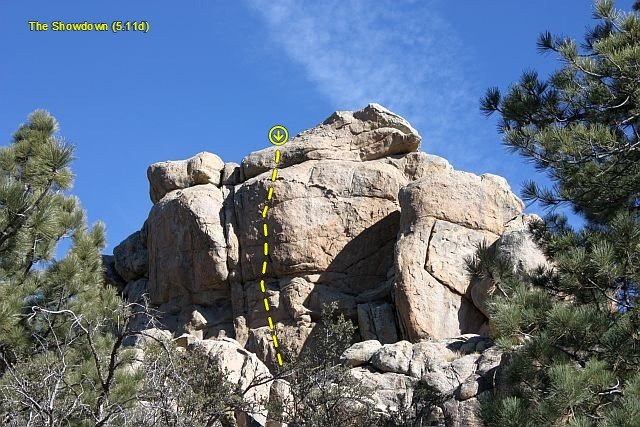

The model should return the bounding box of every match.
[257,132,287,367]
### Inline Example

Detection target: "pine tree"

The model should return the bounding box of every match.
[0,111,139,425]
[0,110,90,360]
[476,1,640,425]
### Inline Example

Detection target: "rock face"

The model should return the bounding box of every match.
[393,171,524,341]
[108,103,549,426]
[147,184,229,306]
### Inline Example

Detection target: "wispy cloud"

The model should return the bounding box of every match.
[246,0,566,221]
[245,0,481,158]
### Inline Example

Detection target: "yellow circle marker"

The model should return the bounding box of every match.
[268,125,289,146]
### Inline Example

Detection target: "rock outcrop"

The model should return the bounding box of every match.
[394,171,524,341]
[347,335,508,425]
[106,103,548,426]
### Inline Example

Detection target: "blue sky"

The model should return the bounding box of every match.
[1,1,634,252]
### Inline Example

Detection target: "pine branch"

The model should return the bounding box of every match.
[0,179,53,253]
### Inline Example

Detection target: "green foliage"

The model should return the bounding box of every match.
[270,302,381,426]
[481,0,640,223]
[0,110,99,359]
[481,395,533,427]
[475,212,640,425]
[478,1,640,425]
[0,111,141,425]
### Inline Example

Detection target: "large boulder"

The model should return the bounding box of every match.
[340,340,383,367]
[393,217,488,341]
[370,341,413,375]
[146,184,230,306]
[397,170,523,236]
[393,169,524,342]
[147,151,224,203]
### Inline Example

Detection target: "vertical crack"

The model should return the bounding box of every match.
[424,219,437,270]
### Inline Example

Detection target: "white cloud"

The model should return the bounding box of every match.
[246,0,480,152]
[245,1,567,221]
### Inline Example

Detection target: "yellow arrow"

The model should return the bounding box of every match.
[268,125,289,146]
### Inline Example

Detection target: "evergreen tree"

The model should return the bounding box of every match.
[475,1,640,425]
[0,111,139,425]
[0,110,98,361]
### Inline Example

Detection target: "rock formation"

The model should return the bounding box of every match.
[346,335,508,425]
[108,103,547,426]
